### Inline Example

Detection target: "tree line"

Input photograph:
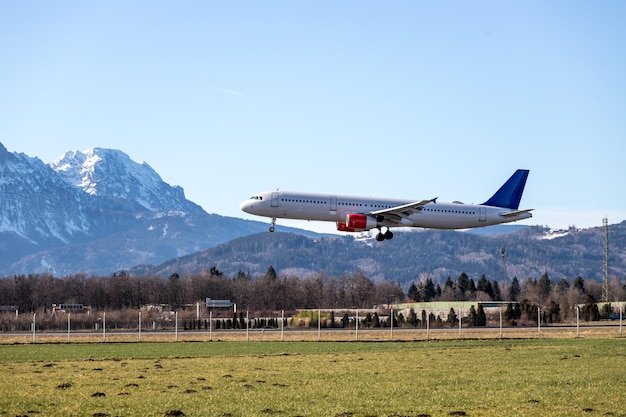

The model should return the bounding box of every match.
[1,267,625,321]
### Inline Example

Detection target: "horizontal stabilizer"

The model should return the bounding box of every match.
[500,208,534,217]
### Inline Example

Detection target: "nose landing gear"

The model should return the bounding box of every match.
[269,217,276,233]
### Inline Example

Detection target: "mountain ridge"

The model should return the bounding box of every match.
[1,142,624,282]
[129,222,626,286]
[0,143,309,275]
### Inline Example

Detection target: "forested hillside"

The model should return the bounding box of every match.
[133,222,626,286]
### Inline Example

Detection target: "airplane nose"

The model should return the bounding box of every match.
[240,200,253,213]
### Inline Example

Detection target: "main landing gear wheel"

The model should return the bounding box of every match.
[269,217,276,233]
[375,228,394,241]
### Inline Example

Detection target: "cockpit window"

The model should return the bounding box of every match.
[250,195,263,200]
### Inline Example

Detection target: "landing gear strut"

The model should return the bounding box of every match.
[375,228,394,241]
[269,217,276,233]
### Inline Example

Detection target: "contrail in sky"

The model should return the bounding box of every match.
[0,33,39,45]
[209,86,244,96]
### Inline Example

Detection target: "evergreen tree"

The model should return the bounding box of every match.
[547,301,561,323]
[423,278,437,302]
[338,313,346,327]
[477,274,489,293]
[538,273,552,302]
[408,308,418,327]
[492,281,502,301]
[468,305,477,326]
[583,299,600,321]
[372,312,381,328]
[476,304,487,326]
[446,308,458,327]
[556,278,570,294]
[167,273,182,310]
[573,276,585,293]
[417,282,426,302]
[468,278,477,299]
[504,303,514,321]
[457,273,470,299]
[407,282,419,302]
[508,277,521,301]
[209,266,223,276]
[266,265,278,280]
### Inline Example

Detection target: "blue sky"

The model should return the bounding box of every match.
[1,1,625,234]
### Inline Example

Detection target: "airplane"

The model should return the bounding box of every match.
[240,169,533,241]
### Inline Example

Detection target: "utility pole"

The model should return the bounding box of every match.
[602,217,609,303]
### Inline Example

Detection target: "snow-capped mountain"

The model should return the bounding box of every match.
[0,143,92,247]
[50,148,203,213]
[0,143,276,275]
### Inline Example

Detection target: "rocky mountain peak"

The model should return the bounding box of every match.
[50,147,202,213]
[1,142,218,273]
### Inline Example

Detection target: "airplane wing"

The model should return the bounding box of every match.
[369,198,437,224]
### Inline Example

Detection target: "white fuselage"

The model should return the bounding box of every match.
[240,191,532,230]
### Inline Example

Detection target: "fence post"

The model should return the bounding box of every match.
[175,311,179,342]
[139,311,142,342]
[317,309,321,341]
[390,308,393,341]
[32,313,36,343]
[67,312,71,343]
[103,312,106,342]
[537,306,541,339]
[281,310,285,342]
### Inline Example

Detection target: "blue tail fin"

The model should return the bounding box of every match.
[481,169,529,209]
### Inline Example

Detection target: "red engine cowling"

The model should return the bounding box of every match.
[336,222,358,232]
[345,213,378,230]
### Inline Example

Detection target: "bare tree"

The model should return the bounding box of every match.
[375,281,405,306]
[346,270,375,308]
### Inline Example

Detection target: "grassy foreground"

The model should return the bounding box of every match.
[0,339,624,417]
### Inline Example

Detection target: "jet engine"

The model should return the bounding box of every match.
[336,222,358,232]
[345,213,378,230]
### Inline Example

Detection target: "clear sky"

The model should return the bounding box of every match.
[1,1,625,234]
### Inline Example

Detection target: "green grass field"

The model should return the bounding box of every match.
[1,338,625,417]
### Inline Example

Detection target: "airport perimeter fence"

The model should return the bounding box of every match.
[0,306,624,344]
